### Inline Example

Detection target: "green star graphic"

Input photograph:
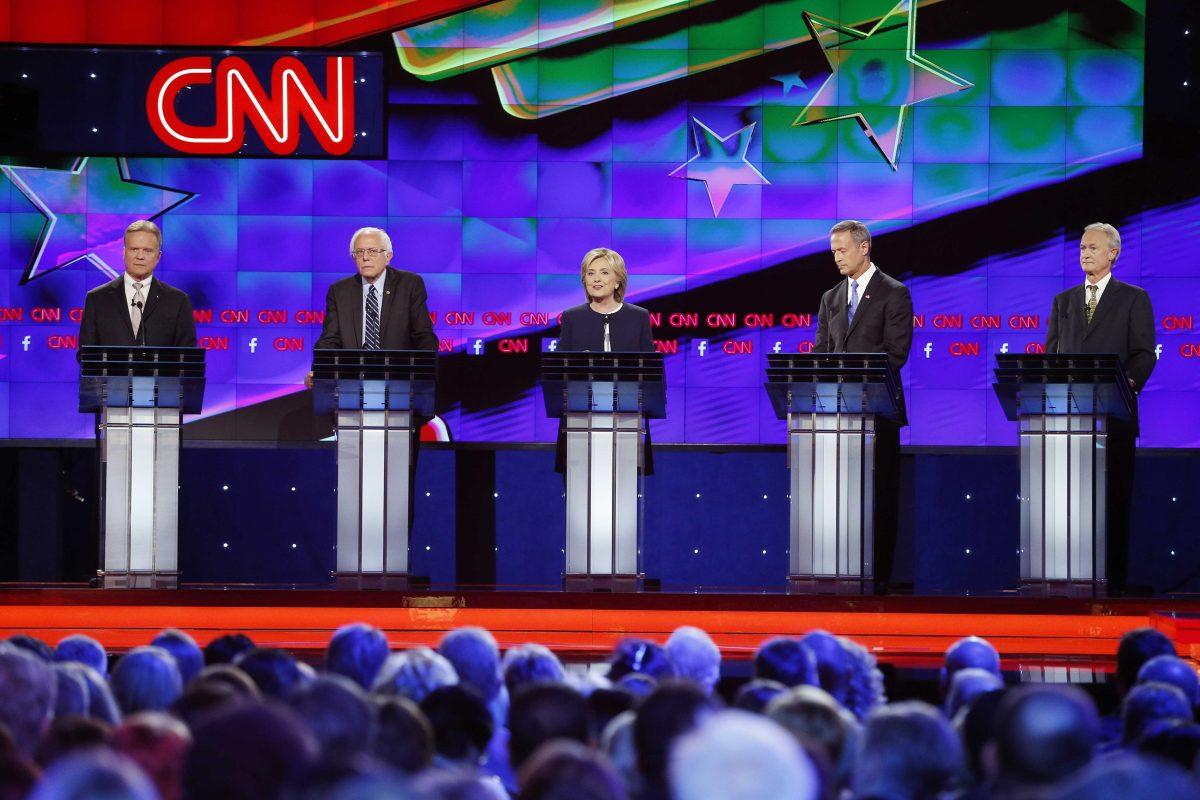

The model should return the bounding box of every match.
[792,0,973,170]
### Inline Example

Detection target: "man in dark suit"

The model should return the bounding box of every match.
[813,220,914,591]
[313,227,437,354]
[1045,222,1156,594]
[78,219,197,351]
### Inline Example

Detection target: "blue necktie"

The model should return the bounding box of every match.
[848,279,859,326]
[365,284,381,349]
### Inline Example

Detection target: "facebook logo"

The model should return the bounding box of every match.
[248,337,258,353]
[540,338,560,353]
[21,335,31,351]
[696,339,709,356]
[469,338,485,356]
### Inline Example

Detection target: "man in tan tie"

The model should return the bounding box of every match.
[78,219,197,350]
[1045,222,1157,594]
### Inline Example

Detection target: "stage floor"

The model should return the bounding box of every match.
[2,585,1197,671]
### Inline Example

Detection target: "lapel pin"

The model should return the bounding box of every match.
[865,295,870,300]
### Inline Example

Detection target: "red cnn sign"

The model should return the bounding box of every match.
[147,56,355,156]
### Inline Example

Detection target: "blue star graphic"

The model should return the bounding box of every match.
[1,157,195,285]
[772,73,808,95]
[670,118,770,217]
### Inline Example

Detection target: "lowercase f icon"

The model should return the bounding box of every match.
[248,337,258,353]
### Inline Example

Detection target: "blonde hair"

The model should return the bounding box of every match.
[124,220,162,250]
[580,248,628,303]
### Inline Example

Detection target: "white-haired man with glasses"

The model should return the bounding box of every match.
[313,227,437,355]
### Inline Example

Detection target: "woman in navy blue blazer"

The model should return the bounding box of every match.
[555,248,656,473]
[558,248,653,352]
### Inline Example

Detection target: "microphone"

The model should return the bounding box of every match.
[131,299,145,345]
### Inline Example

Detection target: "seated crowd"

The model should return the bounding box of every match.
[1,624,1198,799]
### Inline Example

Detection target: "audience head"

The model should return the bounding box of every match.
[503,644,566,695]
[183,701,318,800]
[755,637,818,689]
[607,638,675,683]
[1122,681,1192,744]
[1137,655,1200,708]
[373,647,458,704]
[420,685,494,766]
[111,712,190,800]
[733,678,788,714]
[75,664,121,725]
[853,701,963,800]
[233,647,306,699]
[671,709,819,800]
[372,695,434,774]
[958,688,1006,782]
[519,740,628,800]
[587,687,637,741]
[766,685,854,779]
[633,682,716,793]
[50,664,89,719]
[28,749,157,800]
[941,636,1001,696]
[111,646,182,714]
[615,673,657,699]
[945,667,1004,719]
[287,673,375,759]
[4,636,52,663]
[203,633,255,666]
[992,685,1098,788]
[194,663,259,697]
[800,631,849,699]
[33,716,112,768]
[600,710,639,797]
[0,744,40,800]
[1048,752,1199,800]
[326,622,390,691]
[1135,719,1200,772]
[509,683,591,771]
[439,627,503,703]
[0,644,58,755]
[54,635,107,677]
[150,630,204,686]
[665,626,722,694]
[834,635,888,722]
[1116,627,1175,696]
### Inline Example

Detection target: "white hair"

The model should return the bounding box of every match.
[665,626,722,694]
[349,227,393,254]
[1084,222,1121,260]
[371,647,457,704]
[671,710,820,800]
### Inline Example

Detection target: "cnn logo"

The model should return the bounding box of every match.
[147,55,355,156]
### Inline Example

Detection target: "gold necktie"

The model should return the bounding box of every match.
[1086,284,1097,324]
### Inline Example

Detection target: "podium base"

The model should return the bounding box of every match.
[1018,579,1108,599]
[564,573,640,593]
[333,572,426,591]
[787,576,872,596]
[98,571,178,589]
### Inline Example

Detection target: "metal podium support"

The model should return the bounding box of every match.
[765,354,900,593]
[80,347,205,589]
[786,411,875,587]
[314,350,436,590]
[543,353,665,592]
[994,354,1133,596]
[563,410,643,588]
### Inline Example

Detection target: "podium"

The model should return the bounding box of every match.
[542,352,665,590]
[79,346,205,588]
[312,349,435,589]
[764,353,901,590]
[993,354,1134,594]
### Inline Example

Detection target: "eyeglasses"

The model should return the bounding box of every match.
[352,248,387,259]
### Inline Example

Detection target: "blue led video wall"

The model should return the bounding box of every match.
[1,0,1197,446]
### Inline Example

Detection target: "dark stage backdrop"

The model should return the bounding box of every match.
[1,0,1196,446]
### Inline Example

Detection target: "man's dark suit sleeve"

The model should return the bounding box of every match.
[1126,287,1156,390]
[813,291,831,353]
[174,292,197,347]
[79,292,99,351]
[314,284,342,350]
[1045,293,1063,354]
[409,275,437,352]
[884,284,914,371]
